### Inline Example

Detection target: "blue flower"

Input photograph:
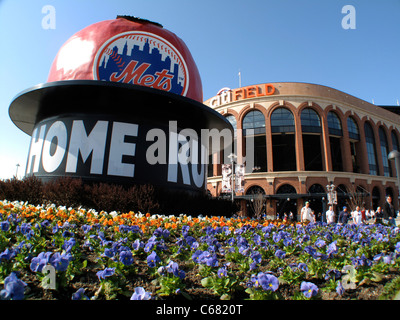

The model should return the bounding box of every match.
[298,263,309,273]
[0,272,27,300]
[257,272,279,292]
[217,267,228,278]
[81,224,92,234]
[62,237,76,253]
[119,250,134,266]
[166,260,185,279]
[314,239,326,248]
[147,251,161,268]
[130,287,152,300]
[30,252,52,273]
[50,252,70,272]
[71,288,89,300]
[96,267,115,281]
[336,280,344,295]
[0,221,10,232]
[300,281,318,298]
[132,239,144,251]
[326,241,338,256]
[251,251,262,264]
[0,248,15,261]
[275,249,286,259]
[324,269,341,281]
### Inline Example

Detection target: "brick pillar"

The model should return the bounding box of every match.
[321,116,332,172]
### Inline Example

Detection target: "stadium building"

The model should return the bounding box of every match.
[204,82,400,219]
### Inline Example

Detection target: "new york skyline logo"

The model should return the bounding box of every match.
[93,31,189,96]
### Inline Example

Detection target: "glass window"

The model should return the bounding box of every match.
[271,108,295,133]
[327,111,342,136]
[379,127,392,177]
[243,110,265,135]
[364,122,379,175]
[225,115,237,138]
[347,117,360,140]
[301,108,321,133]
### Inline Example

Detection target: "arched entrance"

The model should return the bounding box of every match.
[246,185,266,218]
[276,184,298,220]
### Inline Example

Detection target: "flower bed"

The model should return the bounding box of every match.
[1,199,400,300]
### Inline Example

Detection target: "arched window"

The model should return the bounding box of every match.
[301,108,323,171]
[225,115,237,136]
[271,107,295,133]
[243,110,265,135]
[271,108,296,171]
[379,127,392,177]
[327,111,342,136]
[328,111,343,171]
[364,122,379,175]
[347,117,360,140]
[242,110,266,172]
[301,108,321,133]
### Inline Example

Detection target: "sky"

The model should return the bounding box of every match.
[0,0,399,180]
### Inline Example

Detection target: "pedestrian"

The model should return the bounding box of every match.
[361,207,366,224]
[351,206,362,224]
[301,201,313,223]
[326,205,335,224]
[338,206,350,224]
[375,206,383,224]
[383,196,397,226]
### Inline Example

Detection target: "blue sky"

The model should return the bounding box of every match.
[0,0,399,179]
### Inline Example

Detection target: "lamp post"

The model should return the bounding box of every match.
[228,153,237,202]
[388,150,400,201]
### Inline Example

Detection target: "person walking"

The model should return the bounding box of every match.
[351,206,362,224]
[326,205,335,224]
[383,196,397,226]
[301,201,313,223]
[338,206,350,224]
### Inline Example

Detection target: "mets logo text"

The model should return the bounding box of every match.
[94,31,189,96]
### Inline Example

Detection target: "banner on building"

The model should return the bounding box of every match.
[235,164,245,193]
[221,164,232,193]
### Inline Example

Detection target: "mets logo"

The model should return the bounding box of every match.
[93,31,189,96]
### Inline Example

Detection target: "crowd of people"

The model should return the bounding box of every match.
[298,196,398,226]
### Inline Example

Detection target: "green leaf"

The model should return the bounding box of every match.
[201,277,213,288]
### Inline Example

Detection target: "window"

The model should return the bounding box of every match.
[364,122,379,175]
[271,108,295,133]
[347,117,360,140]
[301,108,321,133]
[328,112,343,171]
[379,127,392,177]
[242,110,266,172]
[271,108,296,171]
[243,110,265,136]
[225,115,237,137]
[301,108,323,171]
[327,111,342,136]
[348,117,361,173]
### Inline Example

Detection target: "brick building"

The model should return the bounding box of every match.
[204,82,400,219]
